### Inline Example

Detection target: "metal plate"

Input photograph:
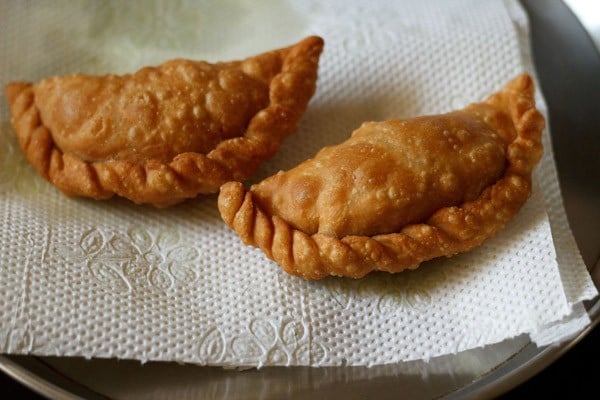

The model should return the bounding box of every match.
[1,1,599,398]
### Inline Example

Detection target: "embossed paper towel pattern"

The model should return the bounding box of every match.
[0,0,596,366]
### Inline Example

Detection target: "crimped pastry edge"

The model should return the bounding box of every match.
[218,74,545,279]
[5,36,324,207]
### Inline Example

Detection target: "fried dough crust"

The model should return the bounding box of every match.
[218,74,544,279]
[5,36,324,206]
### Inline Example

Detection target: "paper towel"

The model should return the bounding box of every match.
[0,0,596,367]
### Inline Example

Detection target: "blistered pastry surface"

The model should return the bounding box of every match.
[5,36,324,206]
[219,74,544,279]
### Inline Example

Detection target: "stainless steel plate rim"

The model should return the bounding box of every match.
[0,301,598,400]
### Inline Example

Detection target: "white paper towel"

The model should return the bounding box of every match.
[0,0,596,367]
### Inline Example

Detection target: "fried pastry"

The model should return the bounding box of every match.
[4,36,324,206]
[218,74,544,279]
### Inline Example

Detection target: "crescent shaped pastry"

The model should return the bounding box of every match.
[218,74,545,279]
[4,36,324,206]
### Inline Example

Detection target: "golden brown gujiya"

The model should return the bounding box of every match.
[218,74,545,279]
[4,36,324,206]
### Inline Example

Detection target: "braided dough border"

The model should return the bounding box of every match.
[218,74,545,279]
[5,36,324,207]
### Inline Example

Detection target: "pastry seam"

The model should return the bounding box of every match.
[218,74,545,279]
[5,36,324,207]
